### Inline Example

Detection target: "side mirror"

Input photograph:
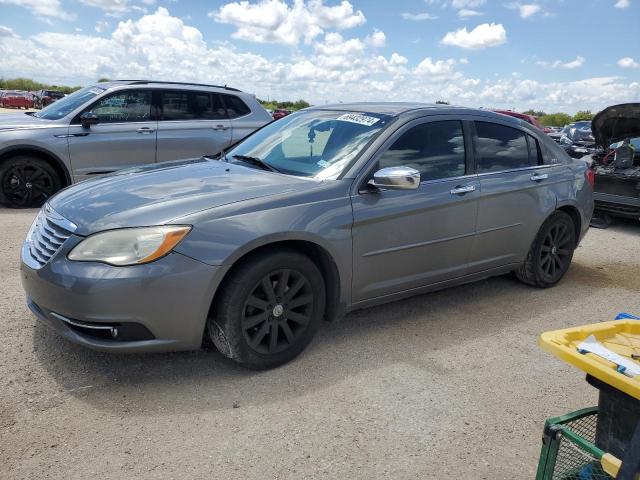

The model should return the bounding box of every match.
[80,111,99,128]
[369,166,420,190]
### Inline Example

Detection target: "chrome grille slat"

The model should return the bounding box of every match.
[24,206,74,268]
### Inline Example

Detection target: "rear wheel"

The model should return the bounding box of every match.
[208,250,326,369]
[516,211,576,288]
[0,156,61,208]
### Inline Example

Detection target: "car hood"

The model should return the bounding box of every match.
[49,158,314,235]
[592,103,640,148]
[0,112,55,131]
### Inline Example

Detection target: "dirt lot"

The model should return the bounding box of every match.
[1,207,638,479]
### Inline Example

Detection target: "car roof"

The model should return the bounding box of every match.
[95,79,243,92]
[307,102,526,125]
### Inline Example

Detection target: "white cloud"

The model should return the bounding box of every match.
[0,0,75,20]
[618,57,640,68]
[450,0,486,8]
[414,57,458,78]
[441,23,506,50]
[518,4,542,18]
[615,0,630,8]
[0,25,18,37]
[95,20,110,33]
[536,56,585,69]
[401,12,438,20]
[365,29,385,47]
[0,7,637,114]
[458,9,483,17]
[210,0,366,45]
[80,0,129,13]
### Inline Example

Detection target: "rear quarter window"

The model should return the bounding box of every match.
[221,94,251,118]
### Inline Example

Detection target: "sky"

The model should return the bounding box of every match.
[0,0,638,114]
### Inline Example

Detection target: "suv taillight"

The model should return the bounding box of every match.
[585,168,595,189]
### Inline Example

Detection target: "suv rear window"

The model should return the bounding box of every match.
[475,122,531,173]
[160,91,227,120]
[221,94,251,118]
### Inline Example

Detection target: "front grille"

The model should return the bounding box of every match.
[25,206,75,268]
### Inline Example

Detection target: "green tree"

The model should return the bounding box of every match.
[572,110,593,122]
[435,100,450,105]
[522,109,546,117]
[539,112,573,127]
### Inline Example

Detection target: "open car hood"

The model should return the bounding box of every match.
[592,103,640,148]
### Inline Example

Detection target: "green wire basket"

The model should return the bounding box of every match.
[536,407,621,480]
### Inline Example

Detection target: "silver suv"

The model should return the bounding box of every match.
[0,80,272,208]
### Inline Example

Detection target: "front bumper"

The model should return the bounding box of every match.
[21,235,227,353]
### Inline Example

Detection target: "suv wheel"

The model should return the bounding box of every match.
[208,249,326,369]
[516,211,576,288]
[0,156,61,208]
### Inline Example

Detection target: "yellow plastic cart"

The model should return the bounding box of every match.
[537,319,640,479]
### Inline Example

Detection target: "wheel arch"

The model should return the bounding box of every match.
[555,203,582,247]
[0,145,72,187]
[208,237,344,326]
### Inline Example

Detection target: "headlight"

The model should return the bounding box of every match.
[68,226,191,266]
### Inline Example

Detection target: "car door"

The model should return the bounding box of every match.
[156,91,232,163]
[67,89,156,179]
[468,120,561,273]
[351,118,479,303]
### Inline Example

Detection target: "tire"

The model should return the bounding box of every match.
[516,211,577,288]
[208,249,326,369]
[0,156,62,208]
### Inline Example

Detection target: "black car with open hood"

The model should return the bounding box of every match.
[589,103,640,224]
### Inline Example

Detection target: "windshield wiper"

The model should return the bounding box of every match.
[231,155,280,173]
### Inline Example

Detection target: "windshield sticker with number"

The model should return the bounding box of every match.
[336,113,380,127]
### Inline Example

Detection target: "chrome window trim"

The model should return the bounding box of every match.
[476,163,556,177]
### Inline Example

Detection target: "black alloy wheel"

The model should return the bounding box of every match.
[0,157,60,208]
[241,269,314,355]
[539,222,573,283]
[208,249,326,369]
[515,210,576,288]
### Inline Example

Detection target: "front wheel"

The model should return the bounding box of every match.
[0,156,62,208]
[208,249,326,369]
[516,211,576,288]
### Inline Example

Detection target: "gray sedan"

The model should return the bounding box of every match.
[20,103,594,369]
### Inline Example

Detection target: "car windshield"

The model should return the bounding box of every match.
[226,110,393,179]
[35,85,106,120]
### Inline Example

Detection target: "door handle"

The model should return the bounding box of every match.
[136,127,155,134]
[530,173,549,182]
[213,125,229,131]
[450,185,476,195]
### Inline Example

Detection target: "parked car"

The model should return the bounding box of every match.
[492,110,543,130]
[272,108,291,120]
[587,103,640,224]
[0,90,36,109]
[0,80,272,207]
[36,89,65,108]
[21,103,594,369]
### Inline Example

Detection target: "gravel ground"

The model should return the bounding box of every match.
[1,207,638,479]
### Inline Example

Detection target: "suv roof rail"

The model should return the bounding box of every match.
[112,79,242,92]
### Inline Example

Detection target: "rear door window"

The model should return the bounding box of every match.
[475,122,530,173]
[160,91,227,120]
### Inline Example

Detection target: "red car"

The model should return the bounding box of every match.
[0,90,36,109]
[492,109,543,130]
[36,89,65,107]
[272,108,291,120]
